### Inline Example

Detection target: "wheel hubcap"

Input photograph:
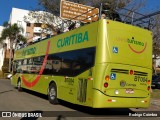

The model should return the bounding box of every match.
[50,88,56,100]
[17,81,21,89]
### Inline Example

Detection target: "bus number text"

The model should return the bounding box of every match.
[134,75,147,83]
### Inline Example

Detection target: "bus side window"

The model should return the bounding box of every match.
[27,58,34,73]
[32,56,44,73]
[17,60,23,73]
[13,61,18,74]
[22,59,27,73]
[52,60,61,72]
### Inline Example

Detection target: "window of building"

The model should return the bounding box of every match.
[17,21,22,27]
[34,23,41,27]
[26,32,30,37]
[27,23,31,27]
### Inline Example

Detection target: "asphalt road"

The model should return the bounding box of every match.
[0,79,159,120]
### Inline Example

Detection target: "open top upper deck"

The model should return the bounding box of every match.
[15,19,152,69]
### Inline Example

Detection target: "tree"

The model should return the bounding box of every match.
[0,23,26,72]
[152,14,160,59]
[151,14,160,74]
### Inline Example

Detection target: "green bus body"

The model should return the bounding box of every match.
[11,19,152,108]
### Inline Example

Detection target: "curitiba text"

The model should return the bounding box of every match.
[57,31,89,48]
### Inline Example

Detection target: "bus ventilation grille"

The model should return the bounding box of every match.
[111,69,129,74]
[111,69,148,76]
[134,71,148,76]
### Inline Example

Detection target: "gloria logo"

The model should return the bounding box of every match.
[22,47,36,56]
[127,37,147,54]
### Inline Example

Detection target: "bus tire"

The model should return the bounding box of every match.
[48,83,58,104]
[17,79,22,92]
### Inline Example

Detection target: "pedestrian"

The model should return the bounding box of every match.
[101,13,106,19]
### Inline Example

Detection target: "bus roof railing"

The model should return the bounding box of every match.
[116,7,154,30]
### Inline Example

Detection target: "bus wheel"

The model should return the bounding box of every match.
[48,83,58,104]
[17,80,22,92]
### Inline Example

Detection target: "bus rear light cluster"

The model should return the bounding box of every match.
[147,86,150,91]
[147,80,151,85]
[104,82,108,88]
[87,77,93,80]
[141,100,147,103]
[107,99,116,102]
[130,70,134,75]
[105,75,110,81]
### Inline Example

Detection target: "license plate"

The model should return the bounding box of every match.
[125,88,134,94]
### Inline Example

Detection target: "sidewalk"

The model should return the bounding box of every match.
[131,98,160,111]
[151,98,160,109]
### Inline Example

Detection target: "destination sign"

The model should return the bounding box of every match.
[60,0,99,23]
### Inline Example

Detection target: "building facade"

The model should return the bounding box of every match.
[10,8,40,43]
[9,7,54,43]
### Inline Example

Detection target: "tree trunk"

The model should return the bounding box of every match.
[8,49,12,72]
[9,40,13,73]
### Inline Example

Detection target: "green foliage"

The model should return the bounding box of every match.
[0,24,20,42]
[0,23,26,72]
[17,34,27,43]
[3,21,9,27]
[0,23,26,47]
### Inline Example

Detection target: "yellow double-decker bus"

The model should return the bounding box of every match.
[11,19,152,108]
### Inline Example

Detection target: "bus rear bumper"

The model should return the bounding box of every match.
[92,89,150,108]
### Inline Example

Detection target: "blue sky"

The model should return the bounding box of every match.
[0,0,39,25]
[142,0,160,12]
[0,0,160,26]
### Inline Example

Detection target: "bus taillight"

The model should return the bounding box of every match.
[105,75,110,81]
[147,86,150,91]
[141,100,147,103]
[104,82,108,88]
[147,80,150,85]
[107,99,116,102]
[130,70,134,75]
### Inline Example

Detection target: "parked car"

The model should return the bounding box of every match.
[7,74,12,79]
[152,74,160,89]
